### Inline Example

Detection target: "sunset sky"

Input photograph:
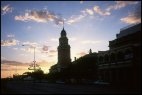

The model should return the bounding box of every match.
[1,1,141,78]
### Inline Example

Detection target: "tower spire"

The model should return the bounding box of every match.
[61,19,66,37]
[63,19,64,29]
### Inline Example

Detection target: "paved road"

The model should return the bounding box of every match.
[4,81,140,94]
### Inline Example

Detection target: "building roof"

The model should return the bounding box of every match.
[116,23,141,39]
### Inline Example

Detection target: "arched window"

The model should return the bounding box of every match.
[104,54,109,63]
[110,53,115,63]
[117,51,124,61]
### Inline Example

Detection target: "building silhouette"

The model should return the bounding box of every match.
[49,23,141,89]
[57,27,71,71]
[49,27,71,73]
[97,23,141,87]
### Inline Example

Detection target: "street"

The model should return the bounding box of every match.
[2,80,140,94]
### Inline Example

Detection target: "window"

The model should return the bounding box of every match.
[124,49,133,60]
[117,51,124,61]
[110,53,115,62]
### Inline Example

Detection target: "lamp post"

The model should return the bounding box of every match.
[22,45,41,72]
[33,47,36,72]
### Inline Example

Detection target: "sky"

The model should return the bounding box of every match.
[1,1,141,78]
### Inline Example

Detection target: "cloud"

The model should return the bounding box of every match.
[85,9,94,15]
[15,9,63,25]
[46,50,57,57]
[77,51,87,56]
[1,39,19,46]
[69,37,77,41]
[20,48,33,53]
[42,45,48,52]
[66,14,85,24]
[22,41,38,47]
[7,34,15,38]
[50,38,58,42]
[1,4,13,15]
[120,13,141,24]
[92,1,139,17]
[80,1,84,4]
[49,50,57,53]
[1,60,28,66]
[1,60,49,73]
[20,47,41,53]
[1,56,7,60]
[20,54,27,56]
[66,7,95,25]
[106,1,139,11]
[81,40,102,44]
[120,3,141,24]
[21,41,50,53]
[48,55,55,57]
[42,49,56,57]
[22,41,53,54]
[1,64,27,71]
[13,47,18,50]
[1,60,49,67]
[1,59,53,78]
[94,6,111,16]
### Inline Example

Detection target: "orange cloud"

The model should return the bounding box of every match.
[1,60,53,78]
[15,9,63,25]
[77,52,87,57]
[1,39,19,46]
[49,50,57,53]
[120,3,141,24]
[46,50,57,58]
[120,13,141,24]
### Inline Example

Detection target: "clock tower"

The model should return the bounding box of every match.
[57,27,71,70]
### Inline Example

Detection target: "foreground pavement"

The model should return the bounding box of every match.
[2,80,141,94]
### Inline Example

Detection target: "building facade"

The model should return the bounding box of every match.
[97,23,141,87]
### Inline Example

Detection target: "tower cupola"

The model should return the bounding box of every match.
[61,28,66,37]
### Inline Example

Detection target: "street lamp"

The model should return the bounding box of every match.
[22,45,41,72]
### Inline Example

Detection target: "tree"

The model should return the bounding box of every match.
[31,69,44,80]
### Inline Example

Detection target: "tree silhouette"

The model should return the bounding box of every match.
[31,69,44,81]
